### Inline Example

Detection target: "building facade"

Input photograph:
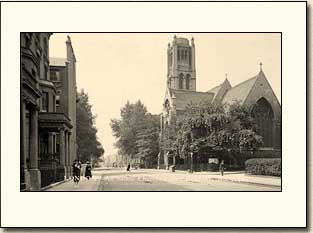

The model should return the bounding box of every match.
[160,36,281,170]
[21,33,77,191]
[49,36,78,177]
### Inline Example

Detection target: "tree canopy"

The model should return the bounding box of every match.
[76,89,104,162]
[162,101,263,158]
[110,100,160,166]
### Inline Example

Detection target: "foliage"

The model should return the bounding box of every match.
[110,100,160,166]
[245,158,281,176]
[76,89,104,162]
[136,113,160,166]
[162,100,263,159]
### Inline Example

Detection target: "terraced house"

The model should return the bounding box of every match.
[20,33,77,191]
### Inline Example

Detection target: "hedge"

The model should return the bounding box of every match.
[207,163,219,171]
[245,158,281,177]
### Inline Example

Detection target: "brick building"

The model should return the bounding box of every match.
[49,36,78,179]
[20,33,77,190]
[160,36,281,170]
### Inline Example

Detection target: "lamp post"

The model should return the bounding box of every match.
[190,144,194,173]
[190,128,195,173]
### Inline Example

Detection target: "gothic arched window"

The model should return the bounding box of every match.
[186,74,190,90]
[251,97,274,147]
[179,73,184,89]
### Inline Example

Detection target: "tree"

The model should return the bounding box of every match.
[162,100,263,166]
[76,89,104,162]
[110,100,159,167]
[136,113,160,167]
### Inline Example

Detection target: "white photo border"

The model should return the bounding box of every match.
[0,1,307,228]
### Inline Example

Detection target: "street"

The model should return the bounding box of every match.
[46,168,281,191]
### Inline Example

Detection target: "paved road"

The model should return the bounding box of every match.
[96,168,280,191]
[45,168,280,191]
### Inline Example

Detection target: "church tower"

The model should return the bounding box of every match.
[167,35,196,91]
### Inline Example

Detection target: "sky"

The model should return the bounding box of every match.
[49,33,281,156]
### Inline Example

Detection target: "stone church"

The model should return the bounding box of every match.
[159,36,281,170]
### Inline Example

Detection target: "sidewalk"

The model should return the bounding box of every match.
[141,169,281,188]
[204,172,281,187]
[45,175,102,191]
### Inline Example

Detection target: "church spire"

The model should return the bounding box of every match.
[259,62,263,71]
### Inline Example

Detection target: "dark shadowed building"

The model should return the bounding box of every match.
[20,33,77,190]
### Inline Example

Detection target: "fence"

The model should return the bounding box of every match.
[39,153,64,188]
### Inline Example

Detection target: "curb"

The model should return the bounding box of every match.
[210,177,281,189]
[41,179,71,191]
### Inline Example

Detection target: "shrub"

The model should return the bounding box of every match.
[207,163,219,171]
[252,149,281,159]
[245,158,281,177]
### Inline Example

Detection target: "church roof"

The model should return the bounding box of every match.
[49,57,67,67]
[208,78,232,104]
[207,84,221,97]
[169,89,214,110]
[222,75,258,105]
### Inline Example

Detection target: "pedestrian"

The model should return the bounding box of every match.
[73,160,81,187]
[78,160,82,178]
[85,161,92,180]
[219,160,225,176]
[126,163,131,172]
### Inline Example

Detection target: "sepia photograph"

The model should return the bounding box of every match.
[2,1,307,227]
[20,33,282,192]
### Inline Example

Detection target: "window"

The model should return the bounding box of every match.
[186,74,190,90]
[53,95,56,112]
[56,133,60,155]
[39,133,49,155]
[41,92,49,112]
[251,98,274,147]
[179,73,184,89]
[44,65,48,80]
[56,95,60,108]
[52,134,56,153]
[50,70,60,82]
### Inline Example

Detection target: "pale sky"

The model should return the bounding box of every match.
[49,33,281,156]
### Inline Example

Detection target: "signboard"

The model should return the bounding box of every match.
[208,158,219,164]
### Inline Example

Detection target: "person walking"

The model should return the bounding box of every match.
[126,164,131,172]
[73,160,81,187]
[219,160,225,176]
[78,160,82,179]
[85,161,92,180]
